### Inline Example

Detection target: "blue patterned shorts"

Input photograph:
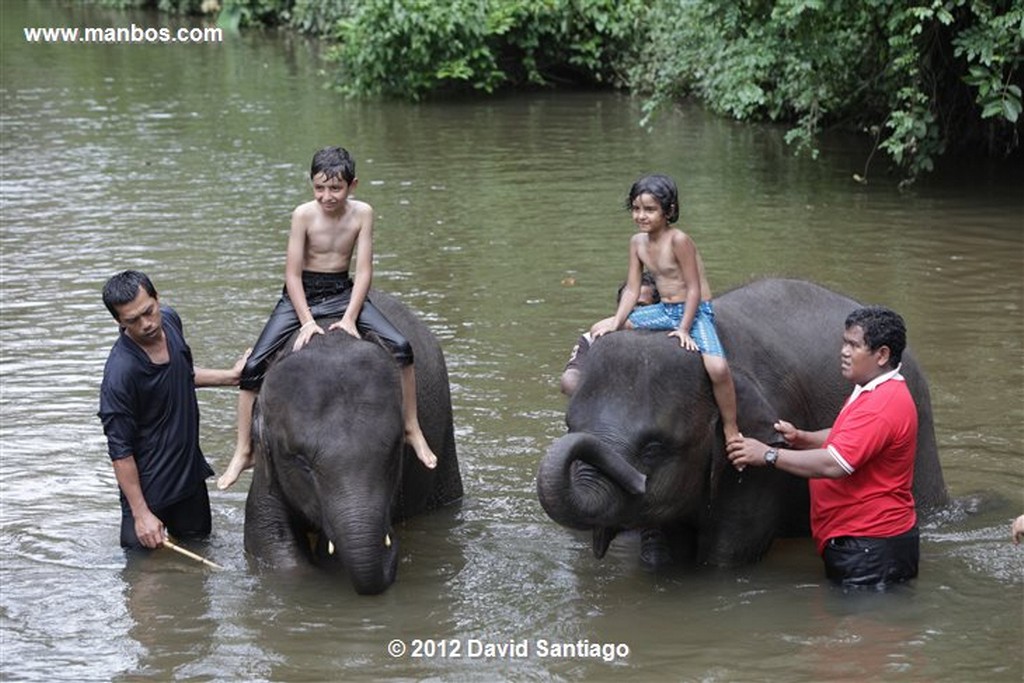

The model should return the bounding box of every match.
[627,300,725,357]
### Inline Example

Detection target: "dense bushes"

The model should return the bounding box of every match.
[627,0,1021,185]
[93,0,1022,182]
[324,0,643,98]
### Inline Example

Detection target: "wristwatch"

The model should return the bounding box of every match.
[764,448,779,468]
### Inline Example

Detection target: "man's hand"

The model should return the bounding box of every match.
[1013,515,1024,545]
[134,509,166,549]
[773,419,799,445]
[726,434,769,472]
[230,348,252,382]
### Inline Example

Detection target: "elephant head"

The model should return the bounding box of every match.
[537,331,728,557]
[246,332,405,595]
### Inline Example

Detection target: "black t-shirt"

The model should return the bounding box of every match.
[98,306,213,511]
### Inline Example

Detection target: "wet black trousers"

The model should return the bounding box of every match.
[239,272,413,391]
[120,483,211,550]
[822,526,920,589]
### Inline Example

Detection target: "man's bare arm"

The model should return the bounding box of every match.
[111,456,165,548]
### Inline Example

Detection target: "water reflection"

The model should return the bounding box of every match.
[118,557,215,680]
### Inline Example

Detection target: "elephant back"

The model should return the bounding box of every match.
[360,290,463,515]
[713,278,856,430]
[715,278,946,508]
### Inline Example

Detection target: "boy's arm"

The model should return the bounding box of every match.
[285,207,322,350]
[612,249,643,326]
[592,240,642,337]
[330,205,373,337]
[669,231,701,349]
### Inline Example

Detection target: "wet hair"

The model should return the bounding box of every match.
[616,271,661,304]
[310,146,356,183]
[626,174,679,223]
[845,306,907,367]
[102,270,157,321]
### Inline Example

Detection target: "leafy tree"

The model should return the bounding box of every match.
[214,0,354,33]
[627,0,1022,185]
[94,0,219,14]
[326,0,644,99]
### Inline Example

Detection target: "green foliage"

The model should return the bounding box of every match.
[216,0,294,27]
[955,2,1024,124]
[288,0,356,35]
[92,0,207,11]
[99,0,355,32]
[92,0,270,17]
[327,0,501,98]
[631,1,884,156]
[326,0,646,99]
[628,0,1022,185]
[217,0,356,31]
[84,0,1020,179]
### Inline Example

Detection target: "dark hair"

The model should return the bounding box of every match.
[102,270,157,321]
[616,271,661,304]
[626,174,679,223]
[845,306,907,367]
[310,146,356,183]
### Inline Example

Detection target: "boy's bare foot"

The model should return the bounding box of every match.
[406,429,438,469]
[217,450,253,490]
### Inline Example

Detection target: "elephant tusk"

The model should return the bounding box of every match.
[327,540,335,556]
[384,533,391,548]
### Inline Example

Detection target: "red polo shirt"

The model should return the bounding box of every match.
[811,368,918,554]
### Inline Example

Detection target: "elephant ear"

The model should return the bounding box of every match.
[704,367,781,508]
[731,366,786,446]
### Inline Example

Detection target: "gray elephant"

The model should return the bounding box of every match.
[244,289,462,595]
[537,278,947,567]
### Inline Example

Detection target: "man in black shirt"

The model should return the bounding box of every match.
[98,270,247,550]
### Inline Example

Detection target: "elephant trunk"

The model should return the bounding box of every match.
[537,432,646,530]
[326,507,398,596]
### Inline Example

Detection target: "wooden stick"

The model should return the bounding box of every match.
[162,538,224,570]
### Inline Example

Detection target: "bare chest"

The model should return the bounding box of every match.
[306,221,358,262]
[637,239,680,278]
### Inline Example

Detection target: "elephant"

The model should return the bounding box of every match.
[537,278,948,568]
[243,289,463,594]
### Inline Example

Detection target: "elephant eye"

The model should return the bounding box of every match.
[638,440,667,465]
[287,451,315,475]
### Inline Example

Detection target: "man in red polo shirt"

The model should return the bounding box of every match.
[726,306,919,588]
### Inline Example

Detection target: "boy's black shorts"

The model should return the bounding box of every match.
[822,526,919,589]
[239,271,414,391]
